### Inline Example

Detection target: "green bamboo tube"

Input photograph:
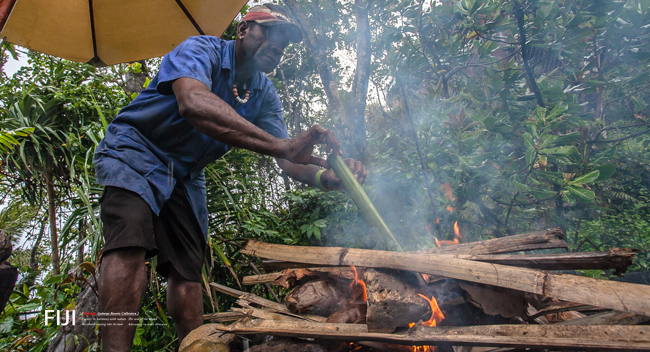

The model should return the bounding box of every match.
[327,154,404,252]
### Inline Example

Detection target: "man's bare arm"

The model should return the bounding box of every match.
[276,157,367,191]
[172,77,338,167]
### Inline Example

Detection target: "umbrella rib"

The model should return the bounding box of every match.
[174,0,205,35]
[88,0,99,63]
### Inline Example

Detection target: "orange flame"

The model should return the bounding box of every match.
[413,347,435,352]
[350,266,367,302]
[410,293,444,351]
[453,221,466,242]
[417,293,445,327]
[446,205,454,212]
[434,237,459,247]
[435,218,440,225]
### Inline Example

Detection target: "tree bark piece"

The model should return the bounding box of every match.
[458,282,527,319]
[212,320,650,350]
[424,228,566,255]
[242,240,650,317]
[364,269,430,332]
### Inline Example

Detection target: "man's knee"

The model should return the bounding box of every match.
[99,247,148,290]
[167,269,202,321]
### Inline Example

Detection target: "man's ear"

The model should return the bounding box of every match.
[237,21,250,40]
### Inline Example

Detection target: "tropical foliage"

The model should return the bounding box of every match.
[1,0,649,350]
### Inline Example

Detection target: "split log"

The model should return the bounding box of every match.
[364,268,430,332]
[243,267,355,287]
[212,320,650,350]
[242,240,650,317]
[260,228,568,272]
[557,310,650,326]
[256,248,634,283]
[424,228,566,255]
[454,247,635,274]
[209,282,327,322]
[203,311,247,323]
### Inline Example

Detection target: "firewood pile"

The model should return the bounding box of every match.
[180,228,650,352]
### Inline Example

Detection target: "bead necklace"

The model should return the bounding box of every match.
[232,84,251,104]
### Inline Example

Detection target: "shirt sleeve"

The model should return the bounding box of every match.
[254,83,290,139]
[156,36,221,96]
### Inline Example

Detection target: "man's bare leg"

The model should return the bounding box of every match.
[167,266,203,343]
[99,247,147,351]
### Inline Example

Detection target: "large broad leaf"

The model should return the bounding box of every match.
[567,186,595,203]
[562,190,577,206]
[596,164,616,181]
[529,188,559,200]
[554,132,580,146]
[570,170,600,185]
[536,171,565,185]
[540,146,577,157]
[590,146,616,164]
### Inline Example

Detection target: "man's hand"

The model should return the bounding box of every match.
[282,125,340,168]
[320,158,368,191]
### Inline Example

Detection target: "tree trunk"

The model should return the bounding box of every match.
[349,0,371,160]
[45,170,60,275]
[283,0,365,159]
[0,229,18,313]
[47,275,99,352]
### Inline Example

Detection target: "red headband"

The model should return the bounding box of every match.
[242,12,279,22]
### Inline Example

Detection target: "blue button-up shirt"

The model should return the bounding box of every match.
[94,36,289,238]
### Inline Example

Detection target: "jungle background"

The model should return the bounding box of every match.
[1,0,649,350]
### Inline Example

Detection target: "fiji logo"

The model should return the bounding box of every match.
[44,310,76,326]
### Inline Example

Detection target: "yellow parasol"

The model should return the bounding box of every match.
[0,0,248,66]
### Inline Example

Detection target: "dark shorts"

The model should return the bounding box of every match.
[100,184,206,283]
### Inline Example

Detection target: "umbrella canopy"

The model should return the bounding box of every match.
[1,0,248,66]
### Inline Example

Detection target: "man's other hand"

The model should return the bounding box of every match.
[321,158,368,191]
[283,125,340,168]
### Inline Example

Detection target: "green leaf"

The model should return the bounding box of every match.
[570,170,600,185]
[523,132,534,150]
[529,188,559,200]
[596,164,616,181]
[562,190,577,206]
[554,132,580,146]
[540,146,577,157]
[590,146,616,164]
[567,185,595,203]
[536,171,565,185]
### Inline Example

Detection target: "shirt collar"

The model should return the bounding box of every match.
[222,40,262,91]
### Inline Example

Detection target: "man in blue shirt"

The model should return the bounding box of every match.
[94,4,367,350]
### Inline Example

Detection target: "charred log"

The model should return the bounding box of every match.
[364,269,430,333]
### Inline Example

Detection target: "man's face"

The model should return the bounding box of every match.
[239,22,290,73]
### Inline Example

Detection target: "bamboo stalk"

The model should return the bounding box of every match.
[327,154,403,252]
